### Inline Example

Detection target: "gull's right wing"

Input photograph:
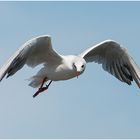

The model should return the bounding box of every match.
[0,35,62,81]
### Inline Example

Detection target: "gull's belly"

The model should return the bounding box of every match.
[47,70,76,81]
[45,65,76,81]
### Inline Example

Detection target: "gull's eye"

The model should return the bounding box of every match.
[81,65,84,68]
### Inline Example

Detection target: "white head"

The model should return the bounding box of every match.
[72,56,86,78]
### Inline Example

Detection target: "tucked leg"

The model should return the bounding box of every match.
[33,80,52,98]
[40,77,47,89]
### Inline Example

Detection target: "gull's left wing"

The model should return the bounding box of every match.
[80,40,140,88]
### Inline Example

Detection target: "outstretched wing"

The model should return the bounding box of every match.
[0,35,62,81]
[80,40,140,88]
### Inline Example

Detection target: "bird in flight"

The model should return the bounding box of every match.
[0,35,139,98]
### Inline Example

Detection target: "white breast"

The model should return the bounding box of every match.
[45,63,76,81]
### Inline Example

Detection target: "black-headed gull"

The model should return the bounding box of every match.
[0,35,140,97]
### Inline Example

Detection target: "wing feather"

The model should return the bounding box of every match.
[0,35,62,81]
[80,40,140,88]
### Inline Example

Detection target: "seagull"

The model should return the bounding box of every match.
[0,35,140,97]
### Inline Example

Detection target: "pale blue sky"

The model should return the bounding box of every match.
[0,1,140,139]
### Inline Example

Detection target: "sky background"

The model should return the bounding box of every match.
[0,1,140,139]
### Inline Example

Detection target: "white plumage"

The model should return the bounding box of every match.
[0,35,139,97]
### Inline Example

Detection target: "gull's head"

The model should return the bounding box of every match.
[72,57,86,78]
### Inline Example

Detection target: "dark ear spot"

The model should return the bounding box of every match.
[73,63,76,69]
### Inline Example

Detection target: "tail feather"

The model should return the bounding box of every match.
[28,76,48,88]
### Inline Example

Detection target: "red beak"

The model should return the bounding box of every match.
[76,71,81,78]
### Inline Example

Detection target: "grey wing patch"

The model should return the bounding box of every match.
[0,47,28,81]
[102,58,133,85]
[6,53,27,78]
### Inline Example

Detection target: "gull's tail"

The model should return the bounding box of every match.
[28,75,48,88]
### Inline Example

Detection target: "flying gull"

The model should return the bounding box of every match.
[0,35,139,97]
